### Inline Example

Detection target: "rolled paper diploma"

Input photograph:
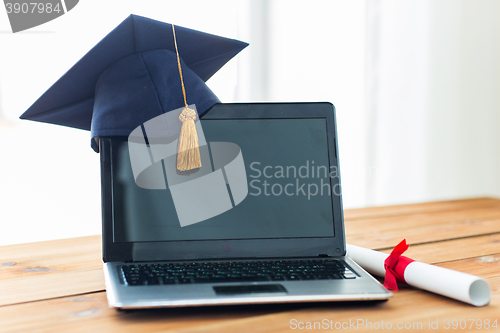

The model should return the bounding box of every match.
[346,243,491,307]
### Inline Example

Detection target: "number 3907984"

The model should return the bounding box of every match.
[5,2,62,14]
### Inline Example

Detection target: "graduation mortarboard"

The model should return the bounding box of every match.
[20,14,248,153]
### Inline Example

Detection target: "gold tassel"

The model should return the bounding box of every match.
[172,24,202,171]
[176,107,202,171]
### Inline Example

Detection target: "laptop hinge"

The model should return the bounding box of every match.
[317,254,330,257]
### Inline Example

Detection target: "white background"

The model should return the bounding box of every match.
[0,0,499,246]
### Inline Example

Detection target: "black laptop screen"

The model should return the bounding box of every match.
[111,118,336,242]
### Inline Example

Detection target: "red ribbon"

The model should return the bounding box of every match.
[383,239,415,291]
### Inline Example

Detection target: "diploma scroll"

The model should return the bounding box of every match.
[346,244,491,306]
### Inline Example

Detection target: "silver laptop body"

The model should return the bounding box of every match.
[100,102,391,309]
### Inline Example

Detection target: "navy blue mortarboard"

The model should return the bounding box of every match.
[19,14,248,151]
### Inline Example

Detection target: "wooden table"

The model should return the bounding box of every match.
[1,198,500,332]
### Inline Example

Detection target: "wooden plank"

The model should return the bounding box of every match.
[0,235,101,258]
[0,275,498,333]
[344,197,500,220]
[0,270,104,307]
[436,254,500,279]
[345,206,500,236]
[347,216,500,249]
[0,235,103,306]
[0,291,279,333]
[377,233,500,264]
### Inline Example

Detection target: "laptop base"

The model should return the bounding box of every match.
[104,257,391,309]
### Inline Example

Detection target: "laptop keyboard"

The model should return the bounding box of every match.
[120,259,357,286]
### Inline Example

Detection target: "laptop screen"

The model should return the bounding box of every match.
[110,118,336,243]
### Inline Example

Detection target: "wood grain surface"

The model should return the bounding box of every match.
[1,197,499,332]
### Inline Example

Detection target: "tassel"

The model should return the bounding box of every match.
[176,107,202,171]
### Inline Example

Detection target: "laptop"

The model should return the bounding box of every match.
[100,102,391,309]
